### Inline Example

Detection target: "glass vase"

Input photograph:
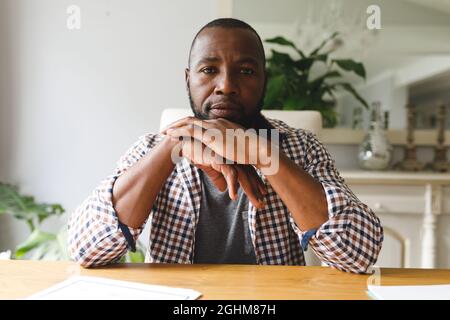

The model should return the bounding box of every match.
[358,102,393,170]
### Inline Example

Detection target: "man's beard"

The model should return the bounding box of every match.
[187,85,265,129]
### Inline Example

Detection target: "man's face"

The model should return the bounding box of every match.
[186,27,266,128]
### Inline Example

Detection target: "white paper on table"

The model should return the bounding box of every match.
[368,284,450,300]
[26,276,202,300]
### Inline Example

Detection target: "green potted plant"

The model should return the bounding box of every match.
[0,182,145,262]
[264,32,369,127]
[0,182,66,260]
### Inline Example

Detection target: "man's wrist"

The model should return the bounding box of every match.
[156,135,182,166]
[255,139,278,171]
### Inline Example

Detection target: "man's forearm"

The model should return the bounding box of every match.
[112,137,179,228]
[261,152,329,231]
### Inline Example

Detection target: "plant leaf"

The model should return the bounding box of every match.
[312,54,328,63]
[283,96,310,110]
[15,229,56,259]
[121,240,146,263]
[294,54,328,72]
[265,36,305,58]
[335,83,369,109]
[127,250,145,263]
[267,49,295,67]
[310,71,341,88]
[332,59,366,79]
[294,57,315,71]
[320,107,338,128]
[0,182,64,232]
[310,32,339,56]
[264,74,286,108]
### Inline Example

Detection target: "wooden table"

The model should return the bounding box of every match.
[1,260,449,299]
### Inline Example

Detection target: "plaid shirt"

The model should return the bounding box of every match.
[68,118,383,274]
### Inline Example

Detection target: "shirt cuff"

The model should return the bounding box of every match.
[97,173,144,252]
[300,228,318,251]
[118,221,137,252]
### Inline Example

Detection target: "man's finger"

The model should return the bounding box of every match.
[160,116,197,133]
[235,166,264,209]
[179,137,205,164]
[164,125,208,147]
[221,165,238,200]
[161,118,217,134]
[197,164,228,192]
[244,166,268,196]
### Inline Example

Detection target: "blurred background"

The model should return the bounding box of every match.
[0,0,449,268]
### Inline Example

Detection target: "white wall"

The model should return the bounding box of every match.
[0,0,216,250]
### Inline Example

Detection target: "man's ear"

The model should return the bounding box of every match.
[185,68,190,91]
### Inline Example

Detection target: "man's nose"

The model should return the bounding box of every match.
[214,71,239,96]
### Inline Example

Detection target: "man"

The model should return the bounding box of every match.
[68,18,383,274]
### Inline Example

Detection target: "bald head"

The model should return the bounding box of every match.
[188,18,266,68]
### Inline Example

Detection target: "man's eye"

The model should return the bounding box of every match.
[240,68,254,75]
[201,67,216,74]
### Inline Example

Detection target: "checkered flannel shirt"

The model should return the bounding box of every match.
[68,118,383,274]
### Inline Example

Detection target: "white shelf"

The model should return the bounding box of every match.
[319,128,450,147]
[341,170,450,185]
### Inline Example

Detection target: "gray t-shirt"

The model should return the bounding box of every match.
[193,170,257,264]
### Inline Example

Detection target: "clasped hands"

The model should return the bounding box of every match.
[161,117,272,208]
